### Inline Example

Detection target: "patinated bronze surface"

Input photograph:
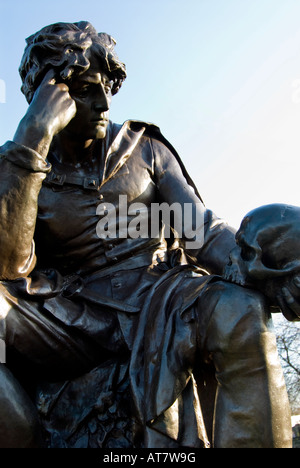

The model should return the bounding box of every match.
[0,22,295,448]
[224,203,300,321]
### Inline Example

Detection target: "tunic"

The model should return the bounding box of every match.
[0,120,236,447]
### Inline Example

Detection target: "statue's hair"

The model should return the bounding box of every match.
[19,21,127,103]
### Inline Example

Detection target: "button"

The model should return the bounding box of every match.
[83,177,100,190]
[99,194,104,200]
[50,173,66,186]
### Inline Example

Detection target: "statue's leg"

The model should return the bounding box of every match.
[196,280,292,448]
[0,282,102,379]
[0,364,43,447]
[0,280,106,448]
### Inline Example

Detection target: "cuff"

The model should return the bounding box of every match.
[0,141,51,173]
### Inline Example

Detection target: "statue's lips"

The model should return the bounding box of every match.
[90,118,108,125]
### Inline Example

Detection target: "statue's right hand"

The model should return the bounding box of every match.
[13,69,77,157]
[28,69,77,137]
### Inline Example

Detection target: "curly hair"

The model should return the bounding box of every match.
[19,21,127,103]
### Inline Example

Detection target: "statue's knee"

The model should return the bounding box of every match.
[0,365,43,447]
[202,281,271,355]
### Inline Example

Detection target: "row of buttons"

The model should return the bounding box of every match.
[97,193,115,262]
[97,193,124,264]
[112,271,121,289]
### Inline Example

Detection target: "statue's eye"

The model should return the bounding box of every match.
[71,86,90,98]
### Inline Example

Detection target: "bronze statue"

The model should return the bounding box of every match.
[224,203,300,321]
[0,22,296,448]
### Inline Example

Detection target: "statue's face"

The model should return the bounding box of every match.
[64,53,113,141]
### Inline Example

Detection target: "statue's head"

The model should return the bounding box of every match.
[19,21,127,104]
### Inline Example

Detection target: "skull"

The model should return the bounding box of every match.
[224,204,300,320]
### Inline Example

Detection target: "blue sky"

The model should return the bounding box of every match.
[1,0,300,228]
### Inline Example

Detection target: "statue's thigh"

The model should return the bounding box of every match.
[0,282,99,378]
[196,280,272,356]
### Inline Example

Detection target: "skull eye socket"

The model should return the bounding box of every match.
[240,243,256,262]
[261,253,280,270]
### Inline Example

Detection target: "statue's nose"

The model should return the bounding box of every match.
[93,85,110,112]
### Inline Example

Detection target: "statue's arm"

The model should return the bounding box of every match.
[193,209,237,275]
[153,138,236,275]
[0,70,76,280]
[0,142,50,280]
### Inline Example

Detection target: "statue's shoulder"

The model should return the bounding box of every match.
[117,120,203,203]
[111,118,172,150]
[119,119,176,151]
[121,119,162,138]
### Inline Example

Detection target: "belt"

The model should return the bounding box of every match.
[61,251,164,314]
[45,171,100,191]
[83,251,161,283]
[62,277,140,314]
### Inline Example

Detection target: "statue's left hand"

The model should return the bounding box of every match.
[279,274,300,320]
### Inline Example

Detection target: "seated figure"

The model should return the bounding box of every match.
[0,22,295,448]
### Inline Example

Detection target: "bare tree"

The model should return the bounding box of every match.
[273,314,300,415]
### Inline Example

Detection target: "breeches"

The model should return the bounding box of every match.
[0,272,283,378]
[0,275,127,379]
[194,280,292,448]
[0,269,292,448]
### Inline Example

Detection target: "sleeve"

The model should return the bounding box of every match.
[0,141,51,280]
[152,137,236,276]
